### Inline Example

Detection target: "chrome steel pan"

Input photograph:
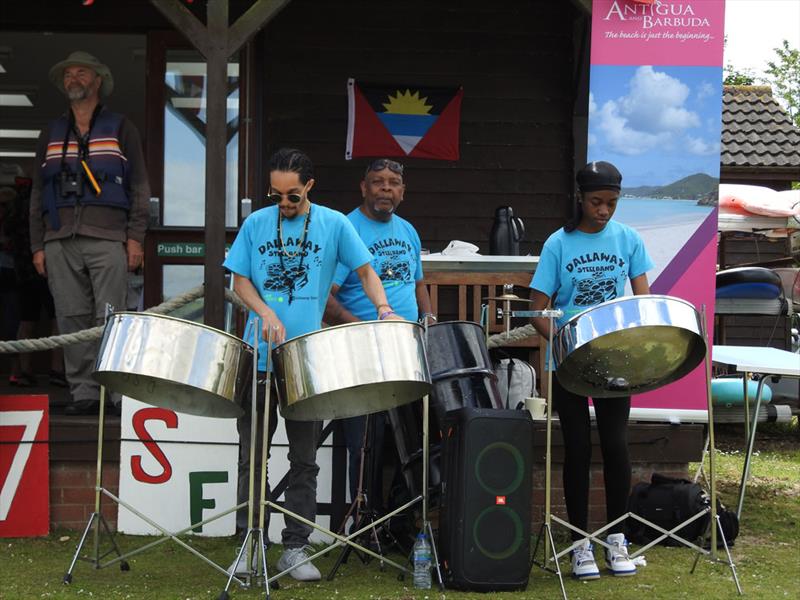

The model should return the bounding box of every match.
[272,320,431,421]
[94,312,252,418]
[554,295,705,398]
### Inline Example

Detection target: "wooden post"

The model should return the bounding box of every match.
[151,0,291,328]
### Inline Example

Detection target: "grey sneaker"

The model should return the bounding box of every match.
[228,546,259,575]
[276,545,321,581]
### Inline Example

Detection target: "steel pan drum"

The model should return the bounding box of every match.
[272,320,431,421]
[94,312,253,418]
[554,295,706,397]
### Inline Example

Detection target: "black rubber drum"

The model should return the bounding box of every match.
[388,321,503,499]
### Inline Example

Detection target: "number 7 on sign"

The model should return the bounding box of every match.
[0,410,44,520]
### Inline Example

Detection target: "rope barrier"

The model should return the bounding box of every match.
[1,281,536,355]
[0,285,248,354]
[486,324,539,349]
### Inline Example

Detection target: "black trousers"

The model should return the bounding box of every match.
[237,374,322,548]
[552,375,631,541]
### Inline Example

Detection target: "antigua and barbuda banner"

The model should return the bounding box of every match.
[588,0,725,420]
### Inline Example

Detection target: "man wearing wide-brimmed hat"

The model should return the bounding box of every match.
[29,50,150,416]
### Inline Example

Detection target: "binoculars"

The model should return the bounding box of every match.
[59,169,84,197]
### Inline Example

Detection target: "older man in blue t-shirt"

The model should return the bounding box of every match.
[325,159,434,518]
[224,149,400,581]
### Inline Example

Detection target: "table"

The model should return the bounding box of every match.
[712,345,800,518]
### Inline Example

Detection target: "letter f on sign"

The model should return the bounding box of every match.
[189,471,228,533]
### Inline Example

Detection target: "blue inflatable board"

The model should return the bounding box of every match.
[711,378,773,407]
[716,267,781,289]
[716,282,782,299]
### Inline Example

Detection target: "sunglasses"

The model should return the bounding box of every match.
[364,159,404,178]
[267,182,309,204]
[267,192,303,204]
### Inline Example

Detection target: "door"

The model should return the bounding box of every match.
[143,32,246,325]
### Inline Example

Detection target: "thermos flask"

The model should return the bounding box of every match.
[489,206,525,255]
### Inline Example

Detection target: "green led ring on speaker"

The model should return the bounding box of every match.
[474,441,524,495]
[472,506,524,560]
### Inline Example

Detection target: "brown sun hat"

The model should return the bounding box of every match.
[48,51,114,98]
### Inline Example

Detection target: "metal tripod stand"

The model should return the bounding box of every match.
[530,305,743,598]
[510,308,568,599]
[219,318,273,599]
[326,413,400,579]
[218,324,444,598]
[64,307,247,589]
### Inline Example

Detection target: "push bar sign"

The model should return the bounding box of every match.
[118,397,237,536]
[0,395,49,537]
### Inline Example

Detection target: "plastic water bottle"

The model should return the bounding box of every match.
[412,532,432,589]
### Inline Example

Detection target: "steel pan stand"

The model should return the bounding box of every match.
[246,370,443,590]
[63,382,130,583]
[255,396,443,589]
[220,318,272,599]
[514,308,567,600]
[625,307,741,593]
[65,307,247,590]
[529,305,742,597]
[63,306,127,582]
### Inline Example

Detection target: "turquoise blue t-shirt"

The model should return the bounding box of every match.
[224,203,372,370]
[332,208,424,321]
[530,220,654,332]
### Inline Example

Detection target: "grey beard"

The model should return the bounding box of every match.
[67,85,89,101]
[371,201,394,219]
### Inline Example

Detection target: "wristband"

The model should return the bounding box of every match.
[379,310,397,320]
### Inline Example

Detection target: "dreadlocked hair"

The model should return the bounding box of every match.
[269,148,314,184]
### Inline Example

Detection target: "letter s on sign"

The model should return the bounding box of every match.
[131,407,178,484]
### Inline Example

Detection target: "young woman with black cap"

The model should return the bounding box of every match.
[528,161,654,580]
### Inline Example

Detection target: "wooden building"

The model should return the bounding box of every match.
[2,1,710,535]
[717,85,800,350]
[1,0,591,319]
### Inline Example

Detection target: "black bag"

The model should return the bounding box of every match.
[626,473,739,548]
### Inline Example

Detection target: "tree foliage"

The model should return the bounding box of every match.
[764,39,800,127]
[723,67,755,86]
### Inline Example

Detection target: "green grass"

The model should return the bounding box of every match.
[2,432,799,600]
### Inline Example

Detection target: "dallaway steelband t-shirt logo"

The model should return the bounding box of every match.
[368,237,413,287]
[566,250,627,307]
[257,235,323,302]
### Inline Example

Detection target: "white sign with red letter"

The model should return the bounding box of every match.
[118,397,238,536]
[118,397,334,543]
[0,395,49,537]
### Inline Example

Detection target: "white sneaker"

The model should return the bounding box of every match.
[276,546,321,581]
[571,539,600,580]
[605,533,636,576]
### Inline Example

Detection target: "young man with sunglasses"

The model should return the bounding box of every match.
[224,148,400,581]
[324,159,435,524]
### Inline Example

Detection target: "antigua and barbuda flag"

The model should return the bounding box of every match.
[346,78,463,161]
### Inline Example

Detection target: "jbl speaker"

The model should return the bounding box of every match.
[439,407,533,591]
